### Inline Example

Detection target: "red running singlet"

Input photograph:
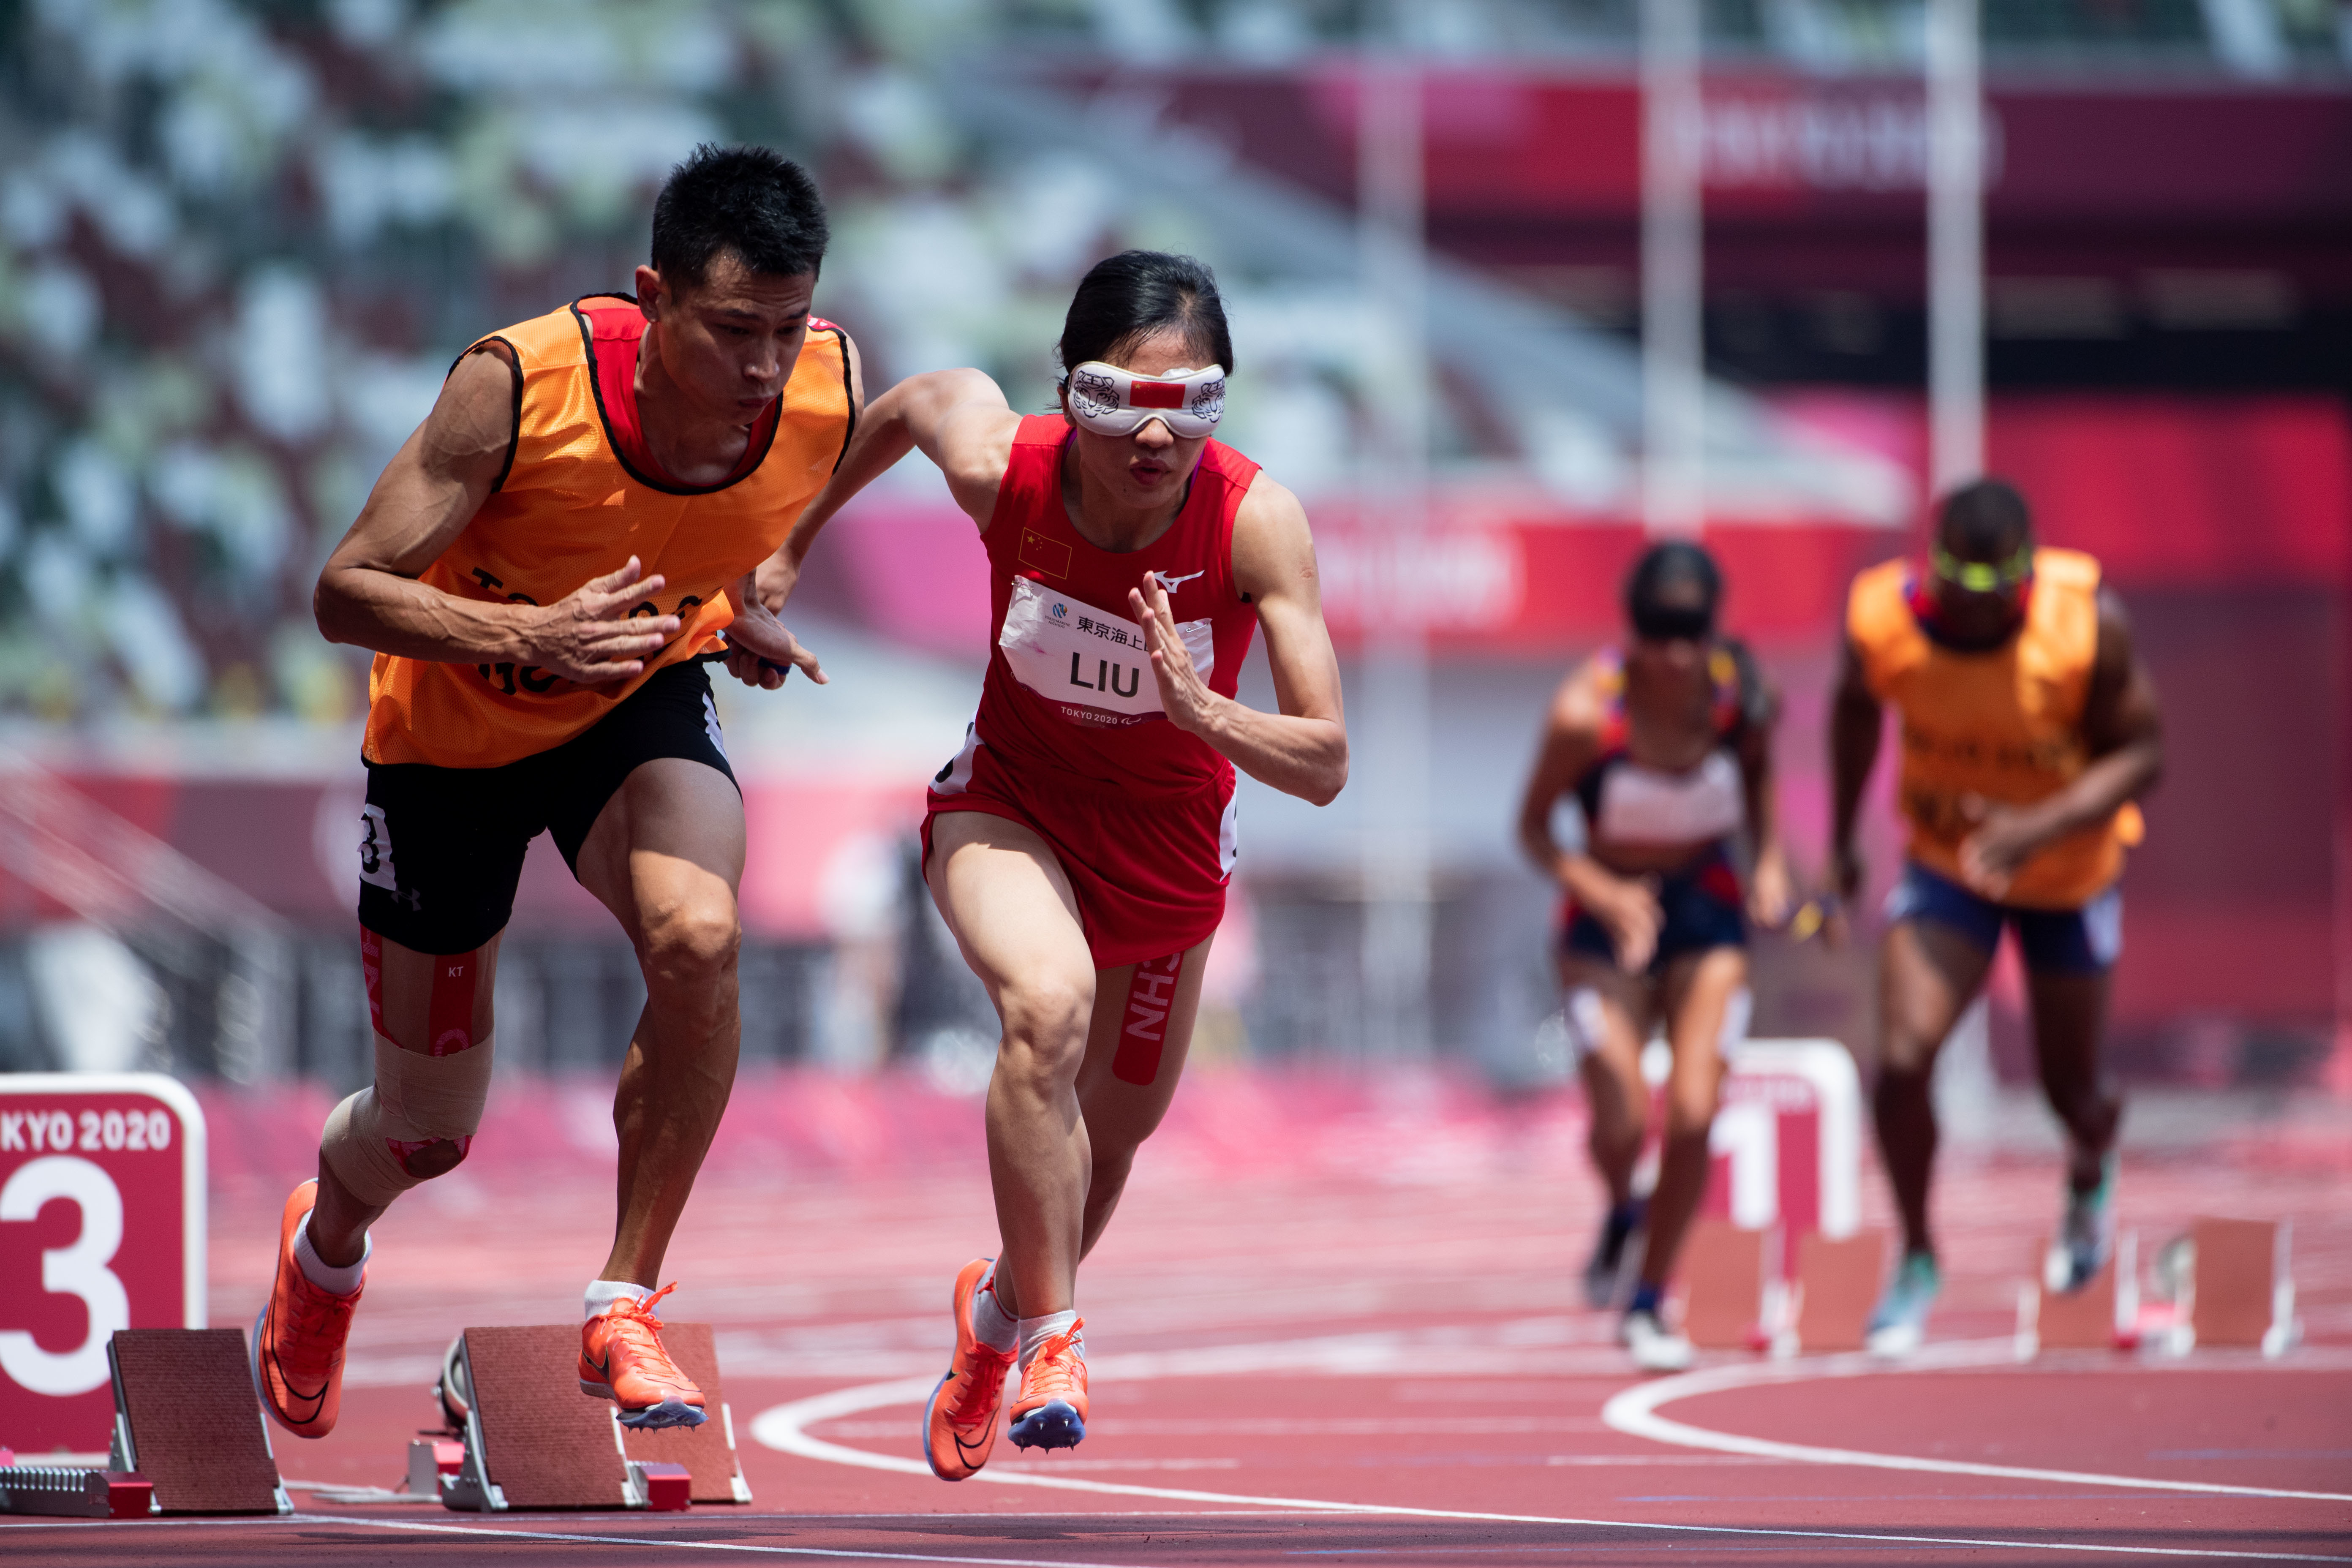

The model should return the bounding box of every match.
[923,415,1264,967]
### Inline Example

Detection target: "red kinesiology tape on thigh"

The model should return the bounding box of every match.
[426,950,479,1057]
[1112,951,1186,1086]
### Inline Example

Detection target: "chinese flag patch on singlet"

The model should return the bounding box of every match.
[1018,530,1072,580]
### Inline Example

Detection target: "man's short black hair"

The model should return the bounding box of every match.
[650,144,829,291]
[1938,477,2033,559]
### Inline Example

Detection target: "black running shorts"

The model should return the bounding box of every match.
[356,660,738,955]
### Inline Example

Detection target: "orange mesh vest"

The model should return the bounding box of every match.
[362,297,854,768]
[1848,547,2143,909]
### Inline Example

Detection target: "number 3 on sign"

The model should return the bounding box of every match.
[0,1156,131,1397]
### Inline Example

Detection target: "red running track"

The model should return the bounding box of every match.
[5,1068,2348,1565]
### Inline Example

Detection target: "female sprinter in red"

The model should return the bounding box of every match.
[772,252,1346,1473]
[1515,542,1790,1371]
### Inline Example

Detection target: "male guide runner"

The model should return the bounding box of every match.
[254,145,855,1438]
[1517,542,1790,1372]
[1830,479,2163,1354]
[772,251,1347,1475]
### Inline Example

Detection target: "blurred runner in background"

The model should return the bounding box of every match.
[1831,479,2164,1355]
[772,251,1348,1475]
[1517,542,1791,1372]
[254,145,852,1440]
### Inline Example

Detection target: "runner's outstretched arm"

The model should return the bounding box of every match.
[722,335,868,689]
[315,346,683,684]
[751,367,1018,617]
[1128,473,1348,806]
[1955,589,2163,893]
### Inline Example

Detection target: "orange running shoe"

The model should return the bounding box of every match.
[251,1180,362,1440]
[1005,1317,1087,1451]
[923,1258,1017,1481]
[579,1284,707,1429]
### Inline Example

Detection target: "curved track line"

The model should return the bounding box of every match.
[1600,1337,2352,1504]
[749,1360,2352,1563]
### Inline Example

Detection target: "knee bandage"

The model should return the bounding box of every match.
[321,1033,495,1207]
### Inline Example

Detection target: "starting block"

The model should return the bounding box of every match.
[108,1329,288,1515]
[1791,1230,1884,1352]
[2186,1217,2299,1356]
[1672,1224,1885,1355]
[1676,1220,1774,1350]
[2017,1218,2301,1358]
[2017,1232,2135,1353]
[436,1324,748,1511]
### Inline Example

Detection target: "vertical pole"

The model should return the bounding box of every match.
[1357,8,1432,1059]
[1926,0,1985,495]
[1641,0,1704,538]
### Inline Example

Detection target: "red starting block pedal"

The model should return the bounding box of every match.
[407,1438,466,1498]
[108,1329,290,1515]
[1677,1219,1772,1351]
[436,1324,748,1510]
[1793,1230,1884,1352]
[0,1464,153,1518]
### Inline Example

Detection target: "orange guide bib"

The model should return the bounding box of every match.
[363,295,854,769]
[1848,547,2142,910]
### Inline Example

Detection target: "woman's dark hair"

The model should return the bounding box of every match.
[1623,539,1723,642]
[651,144,829,289]
[1937,477,2033,558]
[1057,251,1234,380]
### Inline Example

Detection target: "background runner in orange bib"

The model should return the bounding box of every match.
[1829,479,2164,1356]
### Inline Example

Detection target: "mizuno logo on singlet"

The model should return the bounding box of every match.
[1152,569,1206,593]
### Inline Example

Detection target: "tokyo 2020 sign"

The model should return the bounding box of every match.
[0,1073,206,1454]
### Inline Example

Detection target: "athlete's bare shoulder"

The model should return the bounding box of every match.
[1549,656,1612,740]
[892,368,1019,528]
[1230,471,1315,604]
[422,343,521,491]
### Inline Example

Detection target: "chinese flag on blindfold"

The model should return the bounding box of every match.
[1129,381,1185,408]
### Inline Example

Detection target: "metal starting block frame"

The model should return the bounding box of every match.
[438,1324,748,1511]
[0,1463,153,1519]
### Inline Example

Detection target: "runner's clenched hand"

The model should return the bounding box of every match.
[1582,868,1664,975]
[721,571,826,691]
[1956,793,2042,900]
[521,558,680,685]
[1131,574,1220,734]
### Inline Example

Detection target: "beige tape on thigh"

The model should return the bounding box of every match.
[321,1033,495,1207]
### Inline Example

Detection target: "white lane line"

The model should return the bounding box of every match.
[257,1514,1163,1567]
[749,1366,2352,1563]
[1600,1338,2352,1505]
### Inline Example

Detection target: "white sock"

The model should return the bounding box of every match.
[1017,1310,1079,1367]
[584,1279,654,1322]
[970,1262,1018,1354]
[293,1215,368,1296]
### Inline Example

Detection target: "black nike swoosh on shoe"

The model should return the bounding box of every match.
[261,1312,328,1411]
